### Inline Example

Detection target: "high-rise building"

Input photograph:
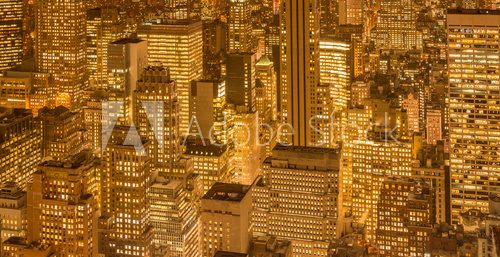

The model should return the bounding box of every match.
[134,66,179,172]
[339,0,363,25]
[38,106,86,161]
[280,0,321,146]
[27,151,99,256]
[149,179,199,257]
[226,53,256,112]
[253,145,341,256]
[351,139,413,241]
[0,108,41,190]
[200,183,252,257]
[189,80,227,143]
[402,92,420,133]
[228,0,252,52]
[0,182,26,244]
[184,144,230,194]
[107,38,148,125]
[319,38,351,111]
[138,20,203,136]
[447,9,500,222]
[202,20,226,81]
[86,7,125,89]
[376,0,420,51]
[255,56,277,122]
[35,0,86,107]
[426,106,442,145]
[0,0,23,73]
[376,177,432,257]
[100,126,153,257]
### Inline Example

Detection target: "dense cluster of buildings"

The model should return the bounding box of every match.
[0,0,499,256]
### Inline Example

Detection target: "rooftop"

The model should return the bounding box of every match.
[203,182,251,202]
[448,9,500,15]
[214,251,248,257]
[185,144,227,157]
[111,37,144,45]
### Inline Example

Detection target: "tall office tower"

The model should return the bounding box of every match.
[402,92,420,133]
[426,106,442,145]
[27,152,99,256]
[280,0,321,147]
[319,38,351,111]
[200,183,252,257]
[253,146,341,256]
[86,7,125,89]
[164,0,200,20]
[0,182,26,244]
[447,10,500,222]
[339,0,363,25]
[100,126,153,257]
[340,105,372,212]
[376,177,432,257]
[0,108,41,189]
[202,20,226,81]
[413,147,448,224]
[134,66,179,173]
[226,53,256,112]
[184,144,230,194]
[351,139,413,241]
[38,106,86,161]
[189,80,227,143]
[266,15,280,62]
[107,38,148,125]
[84,92,108,155]
[228,0,252,52]
[35,0,86,107]
[229,111,261,185]
[376,0,420,51]
[149,179,199,257]
[338,25,364,78]
[138,20,203,136]
[320,0,338,35]
[255,56,277,122]
[0,0,23,73]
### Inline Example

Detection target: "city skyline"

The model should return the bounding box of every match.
[0,0,500,256]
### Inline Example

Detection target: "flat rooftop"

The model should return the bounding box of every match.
[214,251,248,257]
[203,182,250,202]
[111,38,144,45]
[448,9,500,15]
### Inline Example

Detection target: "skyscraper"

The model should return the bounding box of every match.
[149,179,199,257]
[107,38,148,125]
[100,126,154,257]
[27,151,99,256]
[228,0,252,52]
[376,0,420,51]
[138,20,203,136]
[447,9,500,222]
[319,38,351,111]
[134,66,180,172]
[35,0,86,107]
[0,0,23,73]
[226,53,256,112]
[279,0,321,146]
[200,183,252,257]
[253,145,341,256]
[0,108,41,190]
[86,7,125,89]
[38,106,86,161]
